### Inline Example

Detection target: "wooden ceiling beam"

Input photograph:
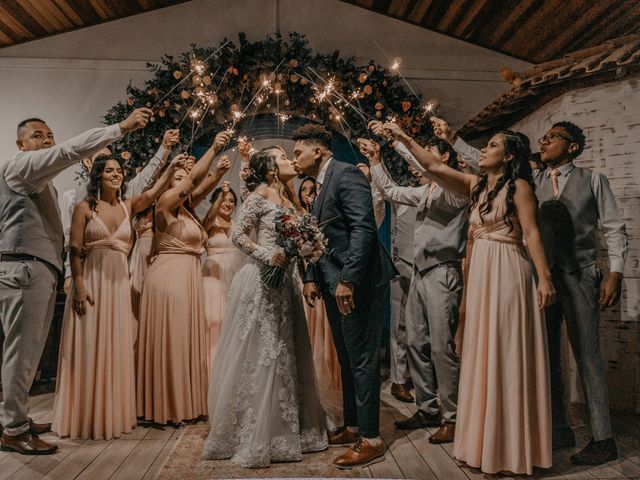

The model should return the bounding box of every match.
[451,0,488,38]
[27,0,69,30]
[435,0,470,32]
[546,0,624,58]
[486,0,539,46]
[50,0,84,26]
[2,0,48,37]
[62,0,101,24]
[0,5,34,39]
[17,0,59,33]
[406,0,432,24]
[505,0,570,62]
[422,0,451,29]
[388,0,412,18]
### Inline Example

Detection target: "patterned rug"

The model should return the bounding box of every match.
[158,425,370,479]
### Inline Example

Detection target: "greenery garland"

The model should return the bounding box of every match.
[104,32,434,185]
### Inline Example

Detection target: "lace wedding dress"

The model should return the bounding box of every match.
[203,193,328,468]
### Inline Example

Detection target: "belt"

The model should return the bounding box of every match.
[0,253,58,275]
[0,253,41,262]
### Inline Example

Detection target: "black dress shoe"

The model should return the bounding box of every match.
[394,410,440,430]
[552,426,576,450]
[571,438,617,465]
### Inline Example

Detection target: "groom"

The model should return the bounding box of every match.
[293,124,396,469]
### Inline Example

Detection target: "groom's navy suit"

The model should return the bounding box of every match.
[304,158,396,437]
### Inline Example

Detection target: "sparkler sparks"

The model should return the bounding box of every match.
[191,59,206,75]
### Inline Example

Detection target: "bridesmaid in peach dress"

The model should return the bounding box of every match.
[298,177,342,426]
[52,154,182,440]
[362,126,556,475]
[129,208,153,322]
[202,181,246,371]
[136,131,231,425]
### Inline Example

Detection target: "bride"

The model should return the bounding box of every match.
[203,145,328,468]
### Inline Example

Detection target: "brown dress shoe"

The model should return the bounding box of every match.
[428,423,455,444]
[1,431,58,455]
[328,426,361,446]
[29,418,52,435]
[333,438,385,469]
[391,383,414,403]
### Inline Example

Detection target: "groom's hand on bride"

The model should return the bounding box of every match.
[335,280,355,315]
[303,282,321,307]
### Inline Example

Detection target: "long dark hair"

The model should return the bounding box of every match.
[469,130,534,230]
[297,176,316,209]
[210,186,238,209]
[86,154,127,210]
[245,146,295,206]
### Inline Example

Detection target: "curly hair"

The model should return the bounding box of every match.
[85,154,127,210]
[292,124,332,150]
[470,130,534,231]
[552,121,585,158]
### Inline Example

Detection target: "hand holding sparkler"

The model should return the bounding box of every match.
[213,130,233,154]
[367,120,394,140]
[356,138,382,166]
[169,153,190,171]
[214,155,231,175]
[182,155,196,173]
[238,136,253,162]
[430,117,454,145]
[162,129,180,149]
[382,121,407,141]
[119,107,153,134]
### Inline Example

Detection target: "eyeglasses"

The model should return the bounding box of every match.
[538,133,574,145]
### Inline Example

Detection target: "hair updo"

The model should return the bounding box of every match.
[245,145,281,192]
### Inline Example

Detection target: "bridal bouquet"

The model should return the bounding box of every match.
[260,210,328,288]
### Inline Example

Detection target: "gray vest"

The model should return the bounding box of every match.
[413,186,469,273]
[536,166,597,272]
[0,164,64,272]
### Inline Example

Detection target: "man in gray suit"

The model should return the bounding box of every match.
[359,132,468,445]
[0,108,150,455]
[293,124,396,470]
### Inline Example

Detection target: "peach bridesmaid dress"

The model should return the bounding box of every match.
[202,221,246,371]
[52,201,136,440]
[129,209,154,323]
[453,188,552,475]
[136,206,209,424]
[304,298,343,427]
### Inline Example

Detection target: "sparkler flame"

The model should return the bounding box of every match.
[391,59,400,70]
[191,60,206,75]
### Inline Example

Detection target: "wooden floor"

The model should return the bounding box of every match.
[2,385,640,480]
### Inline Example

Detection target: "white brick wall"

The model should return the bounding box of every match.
[512,78,640,413]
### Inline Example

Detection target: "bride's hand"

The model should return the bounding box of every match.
[271,251,290,269]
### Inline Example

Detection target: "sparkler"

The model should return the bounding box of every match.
[150,40,230,111]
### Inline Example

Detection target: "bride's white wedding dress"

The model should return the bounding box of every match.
[203,192,328,468]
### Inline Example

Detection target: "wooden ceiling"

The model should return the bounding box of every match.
[0,0,638,64]
[339,0,640,63]
[0,0,189,48]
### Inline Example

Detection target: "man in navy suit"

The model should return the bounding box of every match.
[292,124,396,470]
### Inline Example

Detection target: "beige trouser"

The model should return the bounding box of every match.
[0,260,57,436]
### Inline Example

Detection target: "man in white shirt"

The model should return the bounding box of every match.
[60,128,179,292]
[0,108,151,455]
